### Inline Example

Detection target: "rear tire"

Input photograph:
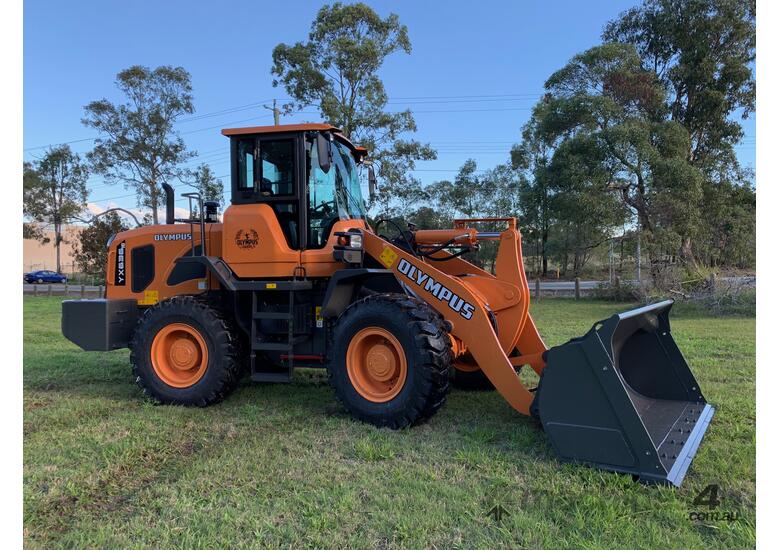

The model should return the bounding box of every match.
[327,294,452,429]
[129,296,243,406]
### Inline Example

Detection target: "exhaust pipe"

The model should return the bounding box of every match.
[162,183,175,224]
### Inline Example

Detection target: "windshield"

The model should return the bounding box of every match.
[308,137,367,247]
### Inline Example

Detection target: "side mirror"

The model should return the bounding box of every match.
[316,133,331,173]
[368,164,377,198]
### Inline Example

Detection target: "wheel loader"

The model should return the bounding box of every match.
[61,123,714,486]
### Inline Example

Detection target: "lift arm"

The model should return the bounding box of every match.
[362,229,543,415]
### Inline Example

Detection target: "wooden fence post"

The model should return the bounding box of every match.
[64,284,69,297]
[709,273,716,295]
[575,277,580,300]
[33,285,38,297]
[100,285,105,298]
[80,285,86,298]
[614,275,621,301]
[47,284,52,297]
[535,278,541,300]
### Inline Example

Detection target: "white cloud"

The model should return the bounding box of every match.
[82,203,193,226]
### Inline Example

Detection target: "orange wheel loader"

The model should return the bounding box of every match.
[61,123,714,486]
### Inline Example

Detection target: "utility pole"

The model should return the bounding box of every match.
[636,233,641,283]
[264,99,281,126]
[609,238,614,284]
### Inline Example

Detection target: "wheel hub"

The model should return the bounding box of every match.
[346,327,408,403]
[150,323,209,388]
[366,343,398,381]
[169,338,199,370]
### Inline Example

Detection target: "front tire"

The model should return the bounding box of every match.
[327,294,452,429]
[129,296,243,406]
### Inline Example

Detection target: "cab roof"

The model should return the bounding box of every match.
[221,123,368,158]
[221,123,339,136]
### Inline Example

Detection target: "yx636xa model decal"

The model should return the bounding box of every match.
[114,241,126,286]
[396,258,475,320]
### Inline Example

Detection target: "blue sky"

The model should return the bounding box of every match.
[23,0,755,215]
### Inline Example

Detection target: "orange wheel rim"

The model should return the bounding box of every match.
[150,323,209,388]
[346,327,407,403]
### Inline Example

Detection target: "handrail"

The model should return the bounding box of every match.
[181,192,206,257]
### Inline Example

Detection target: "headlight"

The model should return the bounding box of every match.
[337,232,363,248]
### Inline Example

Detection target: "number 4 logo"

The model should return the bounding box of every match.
[693,484,721,509]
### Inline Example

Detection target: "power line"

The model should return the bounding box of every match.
[177,99,275,123]
[23,93,547,152]
[23,137,95,152]
[25,90,755,159]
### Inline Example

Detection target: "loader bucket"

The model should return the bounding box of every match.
[533,300,714,486]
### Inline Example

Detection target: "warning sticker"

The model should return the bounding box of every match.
[138,290,159,306]
[379,247,398,268]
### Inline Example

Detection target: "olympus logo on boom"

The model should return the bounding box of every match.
[397,258,475,320]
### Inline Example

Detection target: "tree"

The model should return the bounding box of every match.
[603,0,756,263]
[72,211,129,276]
[427,160,523,271]
[527,43,703,280]
[271,2,435,217]
[544,135,629,276]
[23,147,89,272]
[191,164,224,207]
[429,160,482,218]
[83,65,195,225]
[513,105,630,277]
[512,115,556,276]
[603,0,755,168]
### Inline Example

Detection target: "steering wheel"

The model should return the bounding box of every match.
[312,199,336,216]
[259,177,275,196]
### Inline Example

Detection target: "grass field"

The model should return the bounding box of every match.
[23,297,755,549]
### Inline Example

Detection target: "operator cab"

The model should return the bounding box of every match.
[222,123,371,251]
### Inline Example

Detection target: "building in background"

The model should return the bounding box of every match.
[23,225,83,274]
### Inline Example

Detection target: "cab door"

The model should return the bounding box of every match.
[222,133,304,278]
[300,136,367,278]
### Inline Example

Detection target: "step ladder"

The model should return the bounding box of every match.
[250,281,312,383]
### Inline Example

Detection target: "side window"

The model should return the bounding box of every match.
[237,139,255,191]
[259,140,294,196]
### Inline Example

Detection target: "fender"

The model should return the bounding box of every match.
[321,268,405,318]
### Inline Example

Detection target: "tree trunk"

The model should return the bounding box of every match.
[54,221,61,273]
[541,227,548,277]
[680,236,695,265]
[150,181,159,225]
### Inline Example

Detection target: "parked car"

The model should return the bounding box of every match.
[24,270,67,284]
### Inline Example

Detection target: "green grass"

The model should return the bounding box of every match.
[24,297,755,549]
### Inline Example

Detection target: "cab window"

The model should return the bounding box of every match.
[259,140,294,196]
[237,139,254,191]
[236,139,294,196]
